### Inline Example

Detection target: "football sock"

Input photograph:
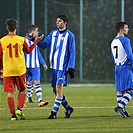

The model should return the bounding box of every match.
[116,94,123,104]
[26,84,33,98]
[7,96,15,116]
[31,86,34,96]
[62,94,71,110]
[53,96,63,112]
[17,92,25,110]
[119,91,132,108]
[35,84,43,103]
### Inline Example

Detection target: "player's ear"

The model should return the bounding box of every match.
[65,21,67,26]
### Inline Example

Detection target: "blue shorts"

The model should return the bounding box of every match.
[26,68,40,82]
[115,65,133,92]
[50,69,68,88]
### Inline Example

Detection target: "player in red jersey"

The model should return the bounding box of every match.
[0,18,43,120]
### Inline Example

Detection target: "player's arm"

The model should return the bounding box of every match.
[123,39,133,63]
[68,34,76,69]
[38,49,45,65]
[23,34,44,53]
[38,49,48,70]
[37,33,51,49]
[67,34,76,79]
[110,50,114,62]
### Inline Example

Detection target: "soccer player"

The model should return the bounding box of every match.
[0,18,43,120]
[37,14,76,119]
[110,22,133,118]
[24,25,49,107]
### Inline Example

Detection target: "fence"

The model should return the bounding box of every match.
[0,0,133,83]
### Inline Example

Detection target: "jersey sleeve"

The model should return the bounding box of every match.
[121,37,133,64]
[23,39,38,53]
[67,33,76,69]
[110,47,114,62]
[37,32,52,49]
[38,49,46,66]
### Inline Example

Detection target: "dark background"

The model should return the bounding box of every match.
[0,0,133,83]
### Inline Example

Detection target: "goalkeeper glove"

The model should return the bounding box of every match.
[68,68,75,79]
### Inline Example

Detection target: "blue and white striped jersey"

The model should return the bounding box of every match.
[111,36,133,65]
[25,38,46,68]
[38,29,76,71]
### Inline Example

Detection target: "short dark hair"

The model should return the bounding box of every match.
[56,14,68,23]
[28,24,39,33]
[115,22,128,32]
[5,18,17,32]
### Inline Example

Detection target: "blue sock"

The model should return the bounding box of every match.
[116,94,123,105]
[53,97,63,112]
[62,94,71,110]
[119,91,132,108]
[27,84,33,98]
[35,84,42,103]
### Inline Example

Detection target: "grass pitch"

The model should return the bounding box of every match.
[0,84,133,133]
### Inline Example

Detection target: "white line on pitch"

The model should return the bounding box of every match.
[0,106,133,110]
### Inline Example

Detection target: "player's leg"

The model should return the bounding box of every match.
[119,66,133,117]
[34,82,42,102]
[26,69,34,103]
[115,91,130,117]
[61,74,74,118]
[7,92,17,120]
[114,65,132,118]
[33,68,48,107]
[48,70,74,119]
[26,83,34,103]
[118,90,133,116]
[34,81,48,107]
[114,91,132,118]
[47,85,63,119]
[15,74,26,120]
[47,69,63,119]
[116,92,123,105]
[114,66,126,118]
[3,77,17,120]
[62,94,74,118]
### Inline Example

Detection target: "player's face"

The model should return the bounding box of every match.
[56,18,67,30]
[122,24,129,35]
[32,28,39,37]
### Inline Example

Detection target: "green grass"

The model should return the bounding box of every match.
[0,84,133,133]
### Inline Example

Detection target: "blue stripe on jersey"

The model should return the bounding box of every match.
[25,38,45,68]
[49,30,73,70]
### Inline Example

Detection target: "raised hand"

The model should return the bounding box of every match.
[37,34,44,41]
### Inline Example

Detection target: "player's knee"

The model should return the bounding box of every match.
[7,92,14,98]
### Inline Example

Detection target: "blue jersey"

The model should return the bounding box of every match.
[111,36,133,92]
[111,36,133,65]
[25,38,46,68]
[38,29,76,71]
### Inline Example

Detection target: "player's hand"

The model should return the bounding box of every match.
[67,68,75,79]
[0,70,3,78]
[37,34,44,41]
[43,65,48,70]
